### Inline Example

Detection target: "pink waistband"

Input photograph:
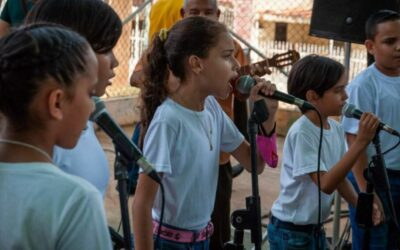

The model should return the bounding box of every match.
[152,220,214,243]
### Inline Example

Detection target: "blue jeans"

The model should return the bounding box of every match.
[154,237,210,250]
[348,171,400,250]
[267,219,326,250]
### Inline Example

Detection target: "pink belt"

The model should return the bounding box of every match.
[152,220,214,243]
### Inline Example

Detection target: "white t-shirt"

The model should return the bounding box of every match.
[0,162,112,250]
[144,96,244,230]
[271,116,347,224]
[53,121,109,197]
[342,64,400,170]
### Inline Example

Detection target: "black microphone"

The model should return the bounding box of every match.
[342,103,400,137]
[236,75,316,110]
[90,97,161,182]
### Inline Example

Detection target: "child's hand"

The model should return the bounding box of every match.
[355,112,380,146]
[372,195,385,226]
[249,63,272,76]
[249,76,278,114]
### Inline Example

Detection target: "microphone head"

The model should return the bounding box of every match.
[90,96,106,122]
[236,75,256,95]
[342,103,357,118]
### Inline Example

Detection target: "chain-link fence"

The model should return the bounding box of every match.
[104,0,368,99]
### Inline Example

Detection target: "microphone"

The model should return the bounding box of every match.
[90,97,161,182]
[236,75,316,110]
[342,103,400,137]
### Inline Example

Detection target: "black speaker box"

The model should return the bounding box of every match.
[310,0,400,44]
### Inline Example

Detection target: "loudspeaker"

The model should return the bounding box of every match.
[310,0,400,44]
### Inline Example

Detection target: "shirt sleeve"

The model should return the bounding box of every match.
[292,131,328,177]
[219,110,244,153]
[143,120,177,174]
[57,191,112,250]
[341,79,376,135]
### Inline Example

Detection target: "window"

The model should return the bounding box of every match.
[275,22,287,42]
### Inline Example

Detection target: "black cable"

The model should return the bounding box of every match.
[382,136,400,155]
[314,109,324,250]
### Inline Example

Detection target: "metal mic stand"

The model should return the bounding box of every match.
[357,131,400,250]
[225,100,268,250]
[114,149,133,250]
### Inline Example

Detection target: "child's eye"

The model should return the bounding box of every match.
[383,38,396,44]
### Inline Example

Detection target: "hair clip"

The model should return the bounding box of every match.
[158,28,168,42]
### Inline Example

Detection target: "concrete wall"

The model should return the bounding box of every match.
[104,96,301,136]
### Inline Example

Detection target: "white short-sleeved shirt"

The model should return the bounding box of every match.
[144,96,244,230]
[0,162,112,250]
[53,121,109,197]
[341,64,400,170]
[271,116,346,224]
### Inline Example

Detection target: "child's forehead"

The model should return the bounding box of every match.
[215,32,234,50]
[375,20,400,37]
[331,73,347,88]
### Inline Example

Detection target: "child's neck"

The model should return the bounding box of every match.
[170,85,207,111]
[0,129,54,163]
[305,111,330,129]
[374,63,400,77]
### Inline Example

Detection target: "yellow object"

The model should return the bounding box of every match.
[158,28,168,42]
[148,0,183,42]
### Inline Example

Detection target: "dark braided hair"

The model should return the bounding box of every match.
[0,24,91,129]
[140,16,228,144]
[25,0,122,54]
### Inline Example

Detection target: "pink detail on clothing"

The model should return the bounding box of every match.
[257,133,278,168]
[152,220,214,243]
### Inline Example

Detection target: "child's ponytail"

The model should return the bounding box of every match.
[140,29,170,143]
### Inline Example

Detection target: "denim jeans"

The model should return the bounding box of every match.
[154,237,210,250]
[347,171,400,250]
[267,220,326,250]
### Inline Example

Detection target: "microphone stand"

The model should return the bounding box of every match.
[356,131,400,250]
[225,100,268,250]
[114,148,133,250]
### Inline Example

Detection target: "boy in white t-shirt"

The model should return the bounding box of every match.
[342,10,400,249]
[268,55,383,249]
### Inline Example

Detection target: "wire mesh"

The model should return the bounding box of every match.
[105,0,368,99]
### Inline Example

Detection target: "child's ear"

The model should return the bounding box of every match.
[47,89,65,120]
[188,55,203,75]
[365,39,375,55]
[305,89,319,102]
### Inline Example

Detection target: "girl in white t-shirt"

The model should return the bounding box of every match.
[0,25,111,249]
[268,55,383,250]
[133,16,278,250]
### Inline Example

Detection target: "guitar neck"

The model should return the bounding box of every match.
[237,58,273,76]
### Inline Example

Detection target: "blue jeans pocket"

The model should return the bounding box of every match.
[286,232,312,250]
[268,223,318,250]
[156,238,188,250]
[267,223,280,250]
